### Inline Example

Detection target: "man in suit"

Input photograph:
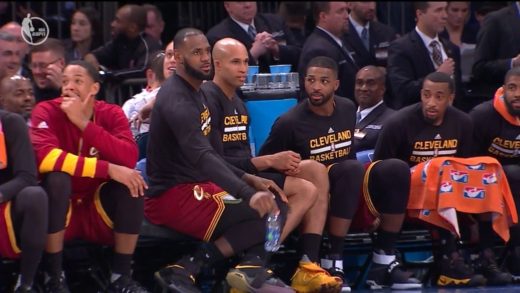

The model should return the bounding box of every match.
[299,2,359,102]
[354,66,394,153]
[387,2,462,110]
[206,1,301,73]
[472,2,520,101]
[344,2,398,68]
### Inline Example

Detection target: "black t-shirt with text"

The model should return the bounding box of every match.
[470,100,520,166]
[374,103,473,167]
[259,97,357,166]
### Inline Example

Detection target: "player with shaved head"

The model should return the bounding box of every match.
[145,29,293,293]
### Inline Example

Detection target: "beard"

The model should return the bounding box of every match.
[504,96,520,117]
[185,59,212,81]
[308,92,334,107]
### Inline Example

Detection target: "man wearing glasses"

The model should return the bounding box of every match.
[28,38,65,103]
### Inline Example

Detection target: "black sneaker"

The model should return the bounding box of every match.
[44,271,70,293]
[107,275,149,293]
[506,247,520,282]
[327,266,351,292]
[366,259,422,290]
[226,255,294,293]
[472,248,512,285]
[154,256,201,293]
[437,252,486,287]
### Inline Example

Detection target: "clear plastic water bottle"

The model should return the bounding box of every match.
[265,212,281,252]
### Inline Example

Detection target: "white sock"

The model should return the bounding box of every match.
[372,251,396,265]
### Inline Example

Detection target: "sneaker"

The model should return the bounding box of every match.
[326,267,351,292]
[365,259,422,290]
[154,256,201,293]
[321,255,350,292]
[506,247,520,282]
[437,252,486,287]
[44,271,70,293]
[226,255,294,293]
[291,259,343,293]
[472,248,512,285]
[107,275,149,293]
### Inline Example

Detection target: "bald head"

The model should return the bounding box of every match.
[212,38,248,61]
[0,75,35,118]
[212,38,249,93]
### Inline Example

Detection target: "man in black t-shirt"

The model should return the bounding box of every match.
[260,56,422,291]
[470,67,520,281]
[202,38,343,292]
[375,72,511,287]
[145,28,293,293]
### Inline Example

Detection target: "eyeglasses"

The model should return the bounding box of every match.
[29,58,61,70]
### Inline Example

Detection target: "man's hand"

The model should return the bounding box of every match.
[108,163,148,197]
[60,95,93,131]
[270,151,301,172]
[242,173,288,203]
[436,58,455,75]
[46,63,63,90]
[249,190,279,217]
[250,39,269,61]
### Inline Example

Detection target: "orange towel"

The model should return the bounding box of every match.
[0,121,6,169]
[408,156,518,242]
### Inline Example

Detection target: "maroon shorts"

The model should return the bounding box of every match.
[348,161,381,231]
[144,182,230,241]
[64,183,114,245]
[0,201,21,259]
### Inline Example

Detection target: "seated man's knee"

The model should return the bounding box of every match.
[15,186,48,213]
[375,158,410,180]
[42,172,71,202]
[288,176,318,205]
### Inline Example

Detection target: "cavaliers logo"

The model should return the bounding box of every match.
[89,147,99,157]
[193,185,211,201]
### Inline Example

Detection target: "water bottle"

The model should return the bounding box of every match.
[265,212,281,252]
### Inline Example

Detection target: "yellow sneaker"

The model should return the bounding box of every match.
[291,261,342,293]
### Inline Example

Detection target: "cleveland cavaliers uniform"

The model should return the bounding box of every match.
[260,97,357,165]
[374,103,473,166]
[470,100,520,166]
[145,75,258,241]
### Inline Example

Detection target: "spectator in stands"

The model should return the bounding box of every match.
[143,4,164,46]
[84,4,162,78]
[470,67,520,282]
[64,7,103,62]
[439,2,477,47]
[135,41,175,127]
[260,56,422,291]
[344,2,398,68]
[473,2,509,27]
[299,2,359,102]
[29,60,149,293]
[123,51,165,136]
[472,2,520,100]
[353,66,394,152]
[29,38,65,103]
[0,108,47,293]
[163,41,176,79]
[145,28,292,293]
[277,1,309,48]
[0,32,21,82]
[203,38,342,292]
[0,75,35,121]
[206,1,301,73]
[374,72,513,287]
[387,2,462,110]
[0,22,30,77]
